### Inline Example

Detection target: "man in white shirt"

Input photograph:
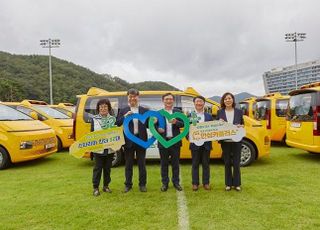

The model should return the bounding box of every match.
[116,89,149,193]
[156,93,184,192]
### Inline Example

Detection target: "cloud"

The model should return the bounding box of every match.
[0,0,319,97]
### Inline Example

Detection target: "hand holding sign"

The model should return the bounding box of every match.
[189,120,246,146]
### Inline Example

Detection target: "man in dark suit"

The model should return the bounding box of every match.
[189,96,213,191]
[156,93,184,192]
[116,88,149,193]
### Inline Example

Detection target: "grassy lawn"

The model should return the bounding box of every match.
[1,146,320,229]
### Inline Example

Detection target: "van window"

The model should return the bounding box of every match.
[34,105,70,119]
[180,96,215,117]
[139,95,163,111]
[239,102,249,116]
[84,97,120,123]
[255,100,271,120]
[288,92,319,121]
[0,104,32,121]
[13,106,47,121]
[276,99,288,117]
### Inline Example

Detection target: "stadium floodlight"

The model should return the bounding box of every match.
[40,39,61,104]
[285,32,306,90]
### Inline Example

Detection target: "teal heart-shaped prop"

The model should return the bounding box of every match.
[148,109,190,148]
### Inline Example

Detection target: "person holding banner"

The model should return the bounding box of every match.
[216,92,244,192]
[156,93,184,192]
[116,88,149,193]
[189,96,213,191]
[91,99,115,196]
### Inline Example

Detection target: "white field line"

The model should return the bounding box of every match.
[176,177,189,230]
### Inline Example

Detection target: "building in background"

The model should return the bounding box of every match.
[263,60,320,95]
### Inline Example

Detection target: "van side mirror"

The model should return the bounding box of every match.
[29,111,38,120]
[67,111,73,118]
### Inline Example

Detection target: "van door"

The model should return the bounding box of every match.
[287,92,316,146]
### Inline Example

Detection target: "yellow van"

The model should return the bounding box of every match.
[0,103,57,169]
[286,82,320,153]
[4,100,74,151]
[239,97,257,119]
[74,87,270,167]
[255,93,289,142]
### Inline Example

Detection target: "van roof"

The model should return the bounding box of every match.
[80,87,219,106]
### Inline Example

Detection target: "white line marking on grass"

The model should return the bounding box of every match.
[176,178,189,230]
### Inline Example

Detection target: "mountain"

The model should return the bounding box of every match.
[0,51,178,104]
[209,92,257,104]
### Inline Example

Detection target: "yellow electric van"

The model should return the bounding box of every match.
[286,82,320,153]
[4,100,74,151]
[255,93,289,142]
[73,87,270,167]
[0,103,57,169]
[239,97,257,119]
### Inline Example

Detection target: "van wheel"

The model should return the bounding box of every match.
[240,140,256,167]
[57,137,63,152]
[0,147,11,170]
[112,149,123,167]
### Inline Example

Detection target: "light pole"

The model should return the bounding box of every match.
[40,39,61,104]
[285,32,306,90]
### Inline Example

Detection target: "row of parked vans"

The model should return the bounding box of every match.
[4,82,319,170]
[0,101,74,169]
[239,82,320,154]
[1,87,272,169]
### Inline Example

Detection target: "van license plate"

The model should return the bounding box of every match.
[291,122,301,128]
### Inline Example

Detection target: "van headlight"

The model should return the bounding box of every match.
[20,141,33,149]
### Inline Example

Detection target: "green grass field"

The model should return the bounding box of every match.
[1,146,320,230]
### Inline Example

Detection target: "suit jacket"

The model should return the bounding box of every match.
[216,107,244,143]
[216,108,244,125]
[157,108,184,149]
[116,106,149,149]
[189,112,213,151]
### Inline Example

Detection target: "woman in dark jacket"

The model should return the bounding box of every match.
[91,98,115,196]
[216,92,244,191]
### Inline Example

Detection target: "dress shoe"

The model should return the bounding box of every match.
[174,184,183,191]
[102,186,112,193]
[161,184,168,192]
[192,185,198,191]
[139,186,147,192]
[235,186,241,192]
[203,184,211,190]
[225,186,231,191]
[93,188,100,196]
[124,186,132,193]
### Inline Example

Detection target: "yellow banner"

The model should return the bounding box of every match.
[69,126,125,158]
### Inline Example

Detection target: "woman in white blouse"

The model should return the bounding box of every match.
[216,92,244,191]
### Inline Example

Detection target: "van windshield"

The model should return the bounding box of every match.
[255,100,271,120]
[0,104,33,121]
[287,92,318,121]
[34,105,70,119]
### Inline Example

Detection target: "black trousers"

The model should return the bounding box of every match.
[92,153,114,189]
[221,142,242,187]
[159,146,180,186]
[191,146,210,185]
[124,144,146,187]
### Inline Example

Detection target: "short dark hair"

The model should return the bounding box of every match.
[162,93,175,100]
[193,96,206,103]
[96,98,114,115]
[220,92,236,109]
[127,88,139,96]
